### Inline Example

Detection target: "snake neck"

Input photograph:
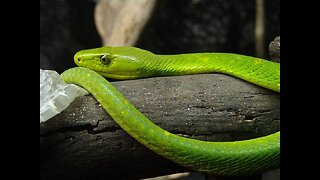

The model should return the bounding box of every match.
[142,53,280,92]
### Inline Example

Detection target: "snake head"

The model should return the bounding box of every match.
[74,46,154,80]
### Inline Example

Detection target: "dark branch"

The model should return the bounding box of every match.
[40,74,279,180]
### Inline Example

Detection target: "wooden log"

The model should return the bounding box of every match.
[40,74,279,180]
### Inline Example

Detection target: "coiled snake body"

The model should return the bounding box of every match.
[61,46,280,176]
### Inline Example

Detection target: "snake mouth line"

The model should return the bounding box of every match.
[97,71,140,80]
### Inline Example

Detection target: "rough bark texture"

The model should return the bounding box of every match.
[40,74,279,180]
[269,36,280,62]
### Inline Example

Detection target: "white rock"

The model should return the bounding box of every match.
[40,69,88,123]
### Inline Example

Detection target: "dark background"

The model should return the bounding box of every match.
[40,0,280,74]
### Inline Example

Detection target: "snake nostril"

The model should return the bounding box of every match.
[74,57,83,65]
[75,57,82,63]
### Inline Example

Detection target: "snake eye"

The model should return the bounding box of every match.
[100,55,111,65]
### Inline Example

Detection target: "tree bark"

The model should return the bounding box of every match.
[40,74,280,180]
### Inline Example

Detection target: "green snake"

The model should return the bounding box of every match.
[60,46,280,176]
